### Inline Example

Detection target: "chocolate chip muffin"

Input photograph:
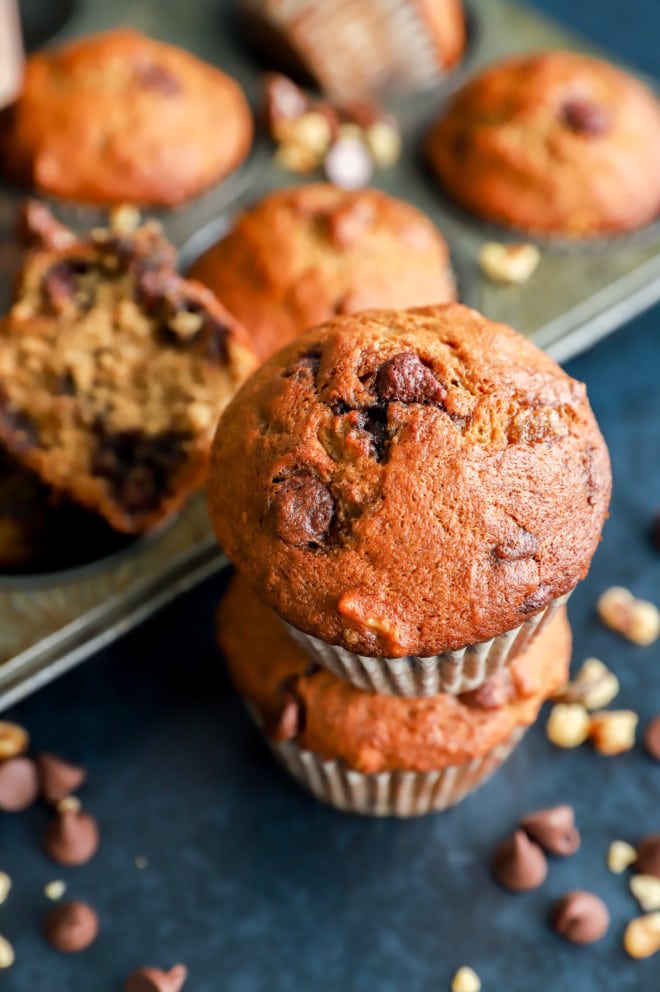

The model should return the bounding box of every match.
[207,304,611,694]
[0,29,253,206]
[189,184,456,361]
[218,575,572,815]
[240,0,466,97]
[0,207,257,534]
[426,51,660,236]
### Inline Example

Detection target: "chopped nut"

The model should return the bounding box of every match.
[451,966,481,992]
[365,121,401,167]
[276,111,333,155]
[608,840,637,873]
[623,912,660,959]
[479,242,541,284]
[597,587,660,645]
[44,880,66,901]
[275,142,320,173]
[109,204,141,234]
[0,935,14,969]
[554,657,620,710]
[0,721,29,760]
[630,875,660,912]
[0,873,10,905]
[168,310,204,339]
[589,710,638,755]
[56,796,81,815]
[546,703,590,748]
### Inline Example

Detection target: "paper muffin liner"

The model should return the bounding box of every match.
[285,592,570,697]
[259,718,526,818]
[241,0,452,97]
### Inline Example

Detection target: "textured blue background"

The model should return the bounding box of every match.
[2,2,660,990]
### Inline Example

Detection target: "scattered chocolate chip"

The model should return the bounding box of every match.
[270,474,334,546]
[42,259,92,311]
[44,809,99,866]
[491,830,548,891]
[135,63,181,96]
[134,267,180,313]
[0,397,40,452]
[520,804,580,856]
[283,350,321,380]
[36,753,86,806]
[520,584,554,614]
[550,891,610,944]
[91,427,188,516]
[635,836,660,879]
[376,352,446,405]
[561,99,610,136]
[460,672,514,710]
[263,72,308,134]
[493,530,539,562]
[644,715,660,761]
[356,407,389,462]
[0,756,39,812]
[125,964,188,992]
[324,137,373,190]
[43,901,99,953]
[18,201,76,250]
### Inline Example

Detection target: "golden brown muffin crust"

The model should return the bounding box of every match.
[189,184,456,362]
[426,51,660,236]
[218,575,572,772]
[0,29,253,206]
[208,304,611,656]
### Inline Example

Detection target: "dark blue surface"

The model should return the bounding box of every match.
[3,2,660,990]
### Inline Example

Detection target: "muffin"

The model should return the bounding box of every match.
[426,51,660,237]
[207,304,611,696]
[218,575,572,816]
[0,29,253,206]
[189,184,456,361]
[0,207,257,534]
[240,0,466,97]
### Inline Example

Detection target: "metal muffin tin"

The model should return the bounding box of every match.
[1,0,659,710]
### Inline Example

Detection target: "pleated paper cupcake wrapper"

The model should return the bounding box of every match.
[241,0,448,97]
[260,720,526,818]
[285,592,570,697]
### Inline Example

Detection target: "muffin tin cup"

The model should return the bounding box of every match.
[284,592,570,697]
[258,718,526,818]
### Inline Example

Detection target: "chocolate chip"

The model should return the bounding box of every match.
[135,63,181,96]
[550,891,610,944]
[36,753,86,806]
[521,583,554,614]
[283,351,321,379]
[43,901,99,953]
[91,427,188,516]
[263,73,308,134]
[134,268,180,313]
[493,530,539,561]
[460,672,514,710]
[0,756,39,811]
[42,258,92,311]
[324,137,373,190]
[376,352,446,405]
[520,804,580,856]
[0,399,40,452]
[264,690,304,743]
[491,830,548,891]
[644,715,660,761]
[562,99,610,136]
[18,201,76,251]
[356,407,389,462]
[200,314,230,364]
[124,965,188,992]
[44,809,99,866]
[635,835,660,878]
[53,370,77,396]
[270,474,334,546]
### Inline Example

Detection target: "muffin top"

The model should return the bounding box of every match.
[208,304,611,657]
[189,184,455,361]
[218,575,571,773]
[0,29,253,206]
[426,51,660,236]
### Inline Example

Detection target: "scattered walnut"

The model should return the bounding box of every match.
[44,880,67,901]
[479,242,541,284]
[0,722,29,760]
[589,710,638,755]
[546,703,590,748]
[451,966,481,992]
[0,873,10,906]
[109,204,141,235]
[0,935,14,969]
[276,111,333,156]
[623,912,660,959]
[554,657,620,710]
[597,586,660,645]
[365,121,401,167]
[630,875,660,913]
[608,840,637,874]
[56,796,82,815]
[275,142,319,173]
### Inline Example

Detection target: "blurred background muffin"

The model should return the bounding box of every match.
[426,50,660,237]
[189,184,456,361]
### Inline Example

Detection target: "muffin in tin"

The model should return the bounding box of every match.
[0,29,253,207]
[218,575,572,816]
[426,51,660,237]
[207,303,611,696]
[189,184,456,362]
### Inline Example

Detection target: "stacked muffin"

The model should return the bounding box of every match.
[210,303,611,816]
